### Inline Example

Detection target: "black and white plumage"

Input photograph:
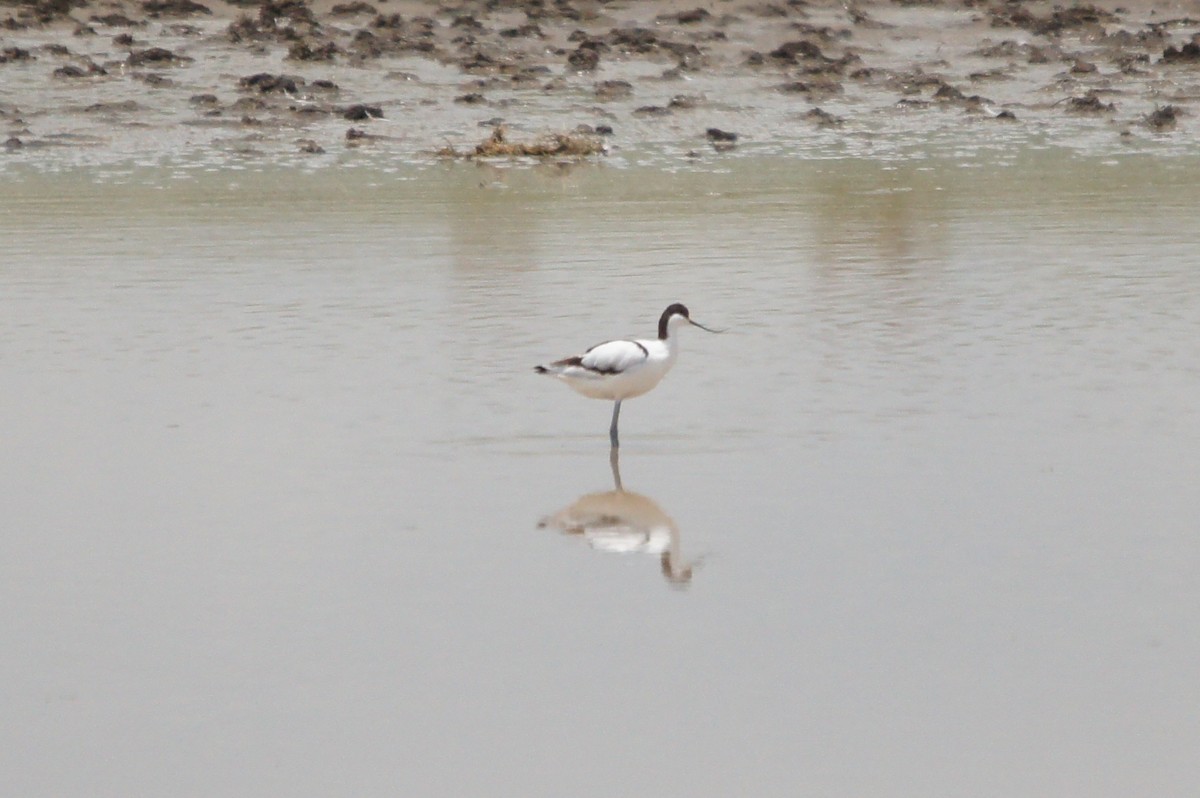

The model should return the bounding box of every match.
[534,303,719,447]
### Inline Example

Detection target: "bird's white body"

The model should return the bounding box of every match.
[535,304,717,448]
[537,333,679,401]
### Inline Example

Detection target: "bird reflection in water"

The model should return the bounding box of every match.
[538,447,699,587]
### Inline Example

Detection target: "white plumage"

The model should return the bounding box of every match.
[534,303,719,447]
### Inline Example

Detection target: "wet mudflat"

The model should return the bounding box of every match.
[5,0,1200,166]
[2,153,1198,796]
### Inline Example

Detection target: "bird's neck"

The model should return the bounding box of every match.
[660,312,691,340]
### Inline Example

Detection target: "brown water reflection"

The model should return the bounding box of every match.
[807,163,953,267]
[539,448,697,588]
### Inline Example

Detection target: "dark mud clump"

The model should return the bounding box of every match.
[227,0,319,44]
[706,127,737,151]
[632,105,671,117]
[602,25,707,71]
[566,41,602,71]
[970,39,1056,64]
[1,46,34,62]
[287,40,340,61]
[345,126,378,144]
[776,78,843,98]
[658,8,710,25]
[594,79,632,101]
[8,0,80,25]
[84,99,142,113]
[1144,104,1180,131]
[141,0,211,18]
[990,4,1116,36]
[768,40,827,63]
[126,46,191,66]
[53,60,106,77]
[440,126,604,159]
[329,1,376,16]
[341,103,382,120]
[238,72,302,93]
[754,36,858,80]
[88,12,143,27]
[804,107,845,128]
[1065,91,1115,114]
[1161,35,1200,64]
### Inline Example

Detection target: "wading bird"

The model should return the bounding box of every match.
[534,303,719,448]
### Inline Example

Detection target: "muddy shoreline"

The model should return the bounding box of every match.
[3,0,1200,168]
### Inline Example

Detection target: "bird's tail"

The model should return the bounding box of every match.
[534,356,582,376]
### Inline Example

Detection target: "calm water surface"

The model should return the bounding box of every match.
[2,153,1198,797]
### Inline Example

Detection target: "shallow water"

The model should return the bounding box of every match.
[2,153,1199,796]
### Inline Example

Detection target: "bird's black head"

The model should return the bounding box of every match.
[658,303,690,338]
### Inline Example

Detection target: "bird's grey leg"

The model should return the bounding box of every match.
[609,400,622,449]
[609,443,623,491]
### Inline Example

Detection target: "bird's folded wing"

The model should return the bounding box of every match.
[579,339,648,375]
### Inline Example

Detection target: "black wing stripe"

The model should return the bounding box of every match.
[553,355,620,375]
